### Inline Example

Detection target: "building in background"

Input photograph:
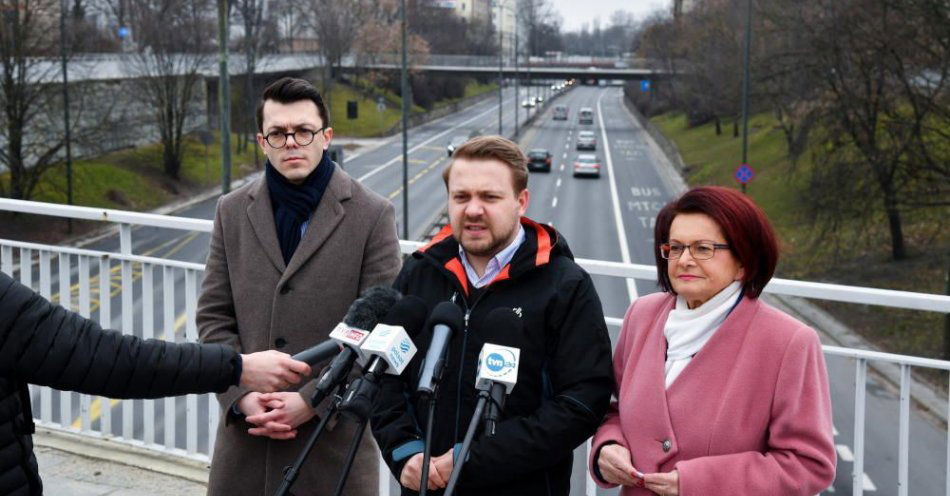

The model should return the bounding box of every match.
[490,0,517,63]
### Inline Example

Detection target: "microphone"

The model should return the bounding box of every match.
[475,309,523,435]
[291,339,342,366]
[416,301,465,397]
[308,286,401,407]
[337,296,428,421]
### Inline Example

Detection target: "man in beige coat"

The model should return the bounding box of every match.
[198,77,402,495]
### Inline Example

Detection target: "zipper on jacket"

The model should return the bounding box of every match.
[454,289,490,442]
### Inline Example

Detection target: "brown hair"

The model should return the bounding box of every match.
[442,135,529,193]
[654,186,780,298]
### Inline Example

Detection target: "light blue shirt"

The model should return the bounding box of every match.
[459,225,525,288]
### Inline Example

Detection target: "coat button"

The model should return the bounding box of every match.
[662,439,672,452]
[275,337,287,349]
[279,285,293,295]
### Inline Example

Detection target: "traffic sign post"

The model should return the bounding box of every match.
[734,163,754,193]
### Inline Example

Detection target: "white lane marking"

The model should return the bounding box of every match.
[596,91,638,301]
[833,426,839,436]
[862,473,877,491]
[358,96,514,182]
[560,163,565,171]
[556,178,562,188]
[836,444,854,462]
[562,152,567,159]
[564,142,570,149]
[551,197,558,208]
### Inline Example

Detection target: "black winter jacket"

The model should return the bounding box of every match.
[0,271,242,496]
[371,218,614,496]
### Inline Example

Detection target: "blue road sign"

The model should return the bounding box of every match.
[734,163,755,184]
[640,80,651,92]
[118,27,130,39]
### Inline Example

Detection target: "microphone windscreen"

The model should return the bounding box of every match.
[343,286,402,331]
[380,295,429,338]
[482,307,523,338]
[427,301,465,333]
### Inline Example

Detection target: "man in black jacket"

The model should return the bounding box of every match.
[371,136,614,496]
[0,271,312,496]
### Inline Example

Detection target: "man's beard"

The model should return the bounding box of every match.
[459,225,514,259]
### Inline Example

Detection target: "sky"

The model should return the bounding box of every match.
[549,0,670,32]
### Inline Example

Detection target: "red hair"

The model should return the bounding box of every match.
[654,186,779,298]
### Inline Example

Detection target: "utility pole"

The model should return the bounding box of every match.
[497,1,503,135]
[59,0,73,233]
[739,0,752,194]
[218,0,232,194]
[401,0,410,240]
[513,13,519,139]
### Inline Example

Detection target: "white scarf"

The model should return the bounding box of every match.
[663,281,743,388]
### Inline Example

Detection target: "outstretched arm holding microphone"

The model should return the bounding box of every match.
[0,271,312,496]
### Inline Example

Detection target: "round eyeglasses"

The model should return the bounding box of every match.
[264,128,324,148]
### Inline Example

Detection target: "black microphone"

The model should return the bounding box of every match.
[291,340,342,367]
[338,296,428,422]
[416,301,465,397]
[308,286,401,407]
[477,308,523,435]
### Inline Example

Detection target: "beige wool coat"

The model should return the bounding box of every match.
[197,167,402,495]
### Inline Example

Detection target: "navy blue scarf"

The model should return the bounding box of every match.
[265,153,335,265]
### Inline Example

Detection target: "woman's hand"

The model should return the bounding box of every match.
[597,443,644,487]
[644,470,679,496]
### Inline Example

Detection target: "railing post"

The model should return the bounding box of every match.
[143,263,155,445]
[853,359,867,496]
[898,364,910,496]
[163,266,176,451]
[99,255,112,436]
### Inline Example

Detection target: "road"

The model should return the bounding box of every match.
[27,84,948,495]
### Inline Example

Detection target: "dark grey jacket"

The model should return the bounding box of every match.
[0,271,241,495]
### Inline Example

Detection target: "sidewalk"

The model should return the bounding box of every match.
[33,428,208,496]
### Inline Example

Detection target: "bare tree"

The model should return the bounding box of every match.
[124,0,212,180]
[798,0,950,260]
[0,0,108,200]
[235,0,267,154]
[306,0,367,99]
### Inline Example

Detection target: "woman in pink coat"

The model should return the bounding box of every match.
[590,186,836,495]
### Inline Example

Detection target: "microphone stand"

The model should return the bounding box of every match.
[419,395,437,496]
[331,375,381,496]
[274,383,344,496]
[443,388,491,496]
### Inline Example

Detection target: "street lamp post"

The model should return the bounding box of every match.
[513,14,519,138]
[497,1,503,135]
[218,0,232,194]
[739,0,752,194]
[401,0,410,240]
[59,0,73,232]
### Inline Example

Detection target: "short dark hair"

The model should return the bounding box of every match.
[256,77,329,132]
[442,135,529,193]
[654,186,779,298]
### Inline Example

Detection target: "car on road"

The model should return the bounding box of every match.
[578,107,594,125]
[521,99,536,108]
[576,130,596,150]
[534,95,544,105]
[527,149,552,172]
[572,154,601,178]
[446,130,480,156]
[553,105,568,120]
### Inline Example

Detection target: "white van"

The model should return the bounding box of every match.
[553,105,568,120]
[578,107,594,125]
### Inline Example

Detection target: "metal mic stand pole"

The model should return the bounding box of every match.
[274,385,343,496]
[331,416,368,496]
[419,395,437,496]
[443,389,491,496]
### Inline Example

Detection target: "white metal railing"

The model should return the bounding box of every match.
[2,198,950,496]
